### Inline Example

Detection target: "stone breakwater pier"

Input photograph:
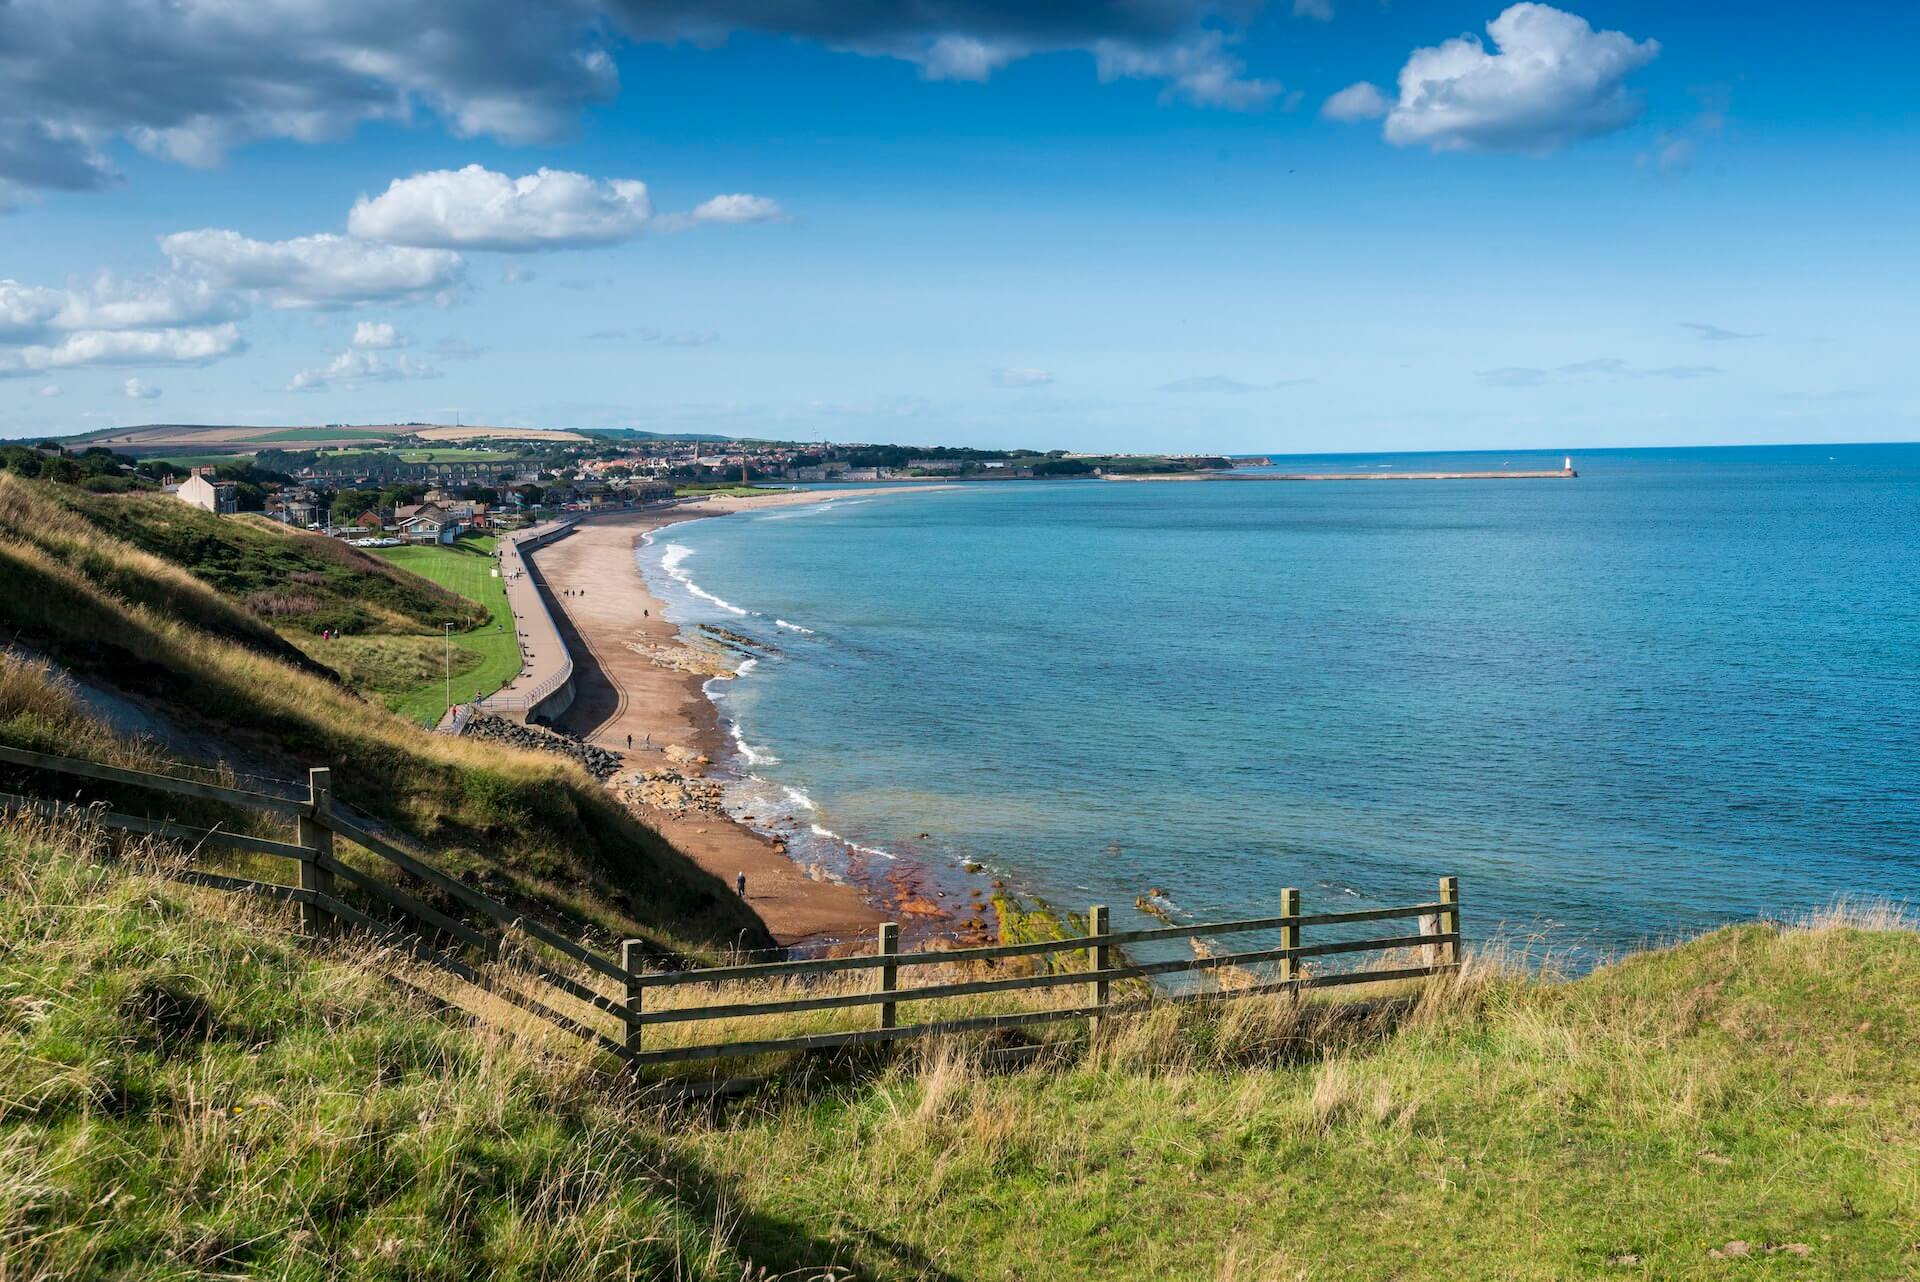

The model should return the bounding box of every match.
[1109,466,1578,483]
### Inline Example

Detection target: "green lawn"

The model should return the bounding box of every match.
[368,536,521,723]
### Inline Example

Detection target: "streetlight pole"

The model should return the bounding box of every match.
[443,621,454,715]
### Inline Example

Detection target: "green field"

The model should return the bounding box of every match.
[144,452,255,469]
[369,537,522,723]
[261,428,396,443]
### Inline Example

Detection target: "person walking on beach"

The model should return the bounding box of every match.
[626,732,633,750]
[735,871,747,899]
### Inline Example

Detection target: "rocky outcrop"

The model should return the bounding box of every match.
[462,713,620,780]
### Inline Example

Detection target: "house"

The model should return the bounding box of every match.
[267,488,319,527]
[168,467,238,515]
[397,508,464,545]
[357,511,387,531]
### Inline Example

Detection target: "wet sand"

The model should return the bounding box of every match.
[528,490,945,948]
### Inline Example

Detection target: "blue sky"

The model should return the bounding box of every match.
[0,1,1914,452]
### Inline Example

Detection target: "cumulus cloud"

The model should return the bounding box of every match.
[994,366,1054,388]
[349,165,654,251]
[0,322,245,378]
[161,229,466,309]
[123,377,161,400]
[0,2,1287,205]
[350,164,786,249]
[1,274,243,343]
[37,384,59,397]
[606,1,1282,111]
[351,321,407,349]
[0,0,619,200]
[672,194,786,227]
[288,348,442,391]
[0,271,250,378]
[1381,4,1659,154]
[1322,81,1388,122]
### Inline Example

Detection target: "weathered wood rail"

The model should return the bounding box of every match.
[0,743,1463,1071]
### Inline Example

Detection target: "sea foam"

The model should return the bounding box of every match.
[659,542,750,616]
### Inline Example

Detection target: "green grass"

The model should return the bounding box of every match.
[0,476,772,958]
[260,428,397,443]
[673,483,781,497]
[366,536,522,723]
[41,487,484,638]
[143,452,255,469]
[4,813,1918,1281]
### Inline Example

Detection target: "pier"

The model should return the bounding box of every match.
[1106,466,1577,482]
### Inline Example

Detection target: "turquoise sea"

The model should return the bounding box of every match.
[640,445,1919,965]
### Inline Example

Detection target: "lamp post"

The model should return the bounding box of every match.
[443,621,454,714]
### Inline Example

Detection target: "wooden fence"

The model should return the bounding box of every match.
[0,742,1462,1071]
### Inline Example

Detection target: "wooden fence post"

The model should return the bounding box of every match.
[1088,905,1110,1036]
[1439,877,1461,968]
[878,922,900,1032]
[1278,887,1301,987]
[622,940,644,1059]
[297,767,334,936]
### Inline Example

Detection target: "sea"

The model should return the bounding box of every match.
[639,444,1919,968]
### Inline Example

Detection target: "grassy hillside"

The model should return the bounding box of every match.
[0,472,770,960]
[3,816,1916,1280]
[50,487,484,637]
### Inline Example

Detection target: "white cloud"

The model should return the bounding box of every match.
[0,323,245,377]
[349,165,655,251]
[1323,81,1388,122]
[0,272,250,378]
[994,366,1054,388]
[351,321,407,349]
[161,229,466,309]
[501,263,535,285]
[1,273,243,342]
[684,194,785,226]
[1293,0,1335,21]
[123,377,162,400]
[36,384,59,397]
[1093,31,1282,111]
[0,0,619,200]
[288,348,441,391]
[607,3,1282,113]
[1381,4,1659,154]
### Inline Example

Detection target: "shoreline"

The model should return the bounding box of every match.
[524,489,963,950]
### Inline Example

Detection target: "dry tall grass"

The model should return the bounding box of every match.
[0,472,767,958]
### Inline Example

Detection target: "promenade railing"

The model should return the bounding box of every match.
[478,518,578,717]
[0,742,1463,1073]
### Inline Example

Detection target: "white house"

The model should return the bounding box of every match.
[168,467,238,515]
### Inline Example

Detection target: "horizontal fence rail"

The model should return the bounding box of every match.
[0,742,1466,1075]
[0,743,629,1059]
[618,878,1463,1066]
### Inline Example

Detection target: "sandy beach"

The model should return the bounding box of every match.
[526,489,945,949]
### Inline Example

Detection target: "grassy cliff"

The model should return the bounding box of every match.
[0,472,769,960]
[2,817,1916,1280]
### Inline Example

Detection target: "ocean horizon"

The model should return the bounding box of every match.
[640,442,1919,968]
